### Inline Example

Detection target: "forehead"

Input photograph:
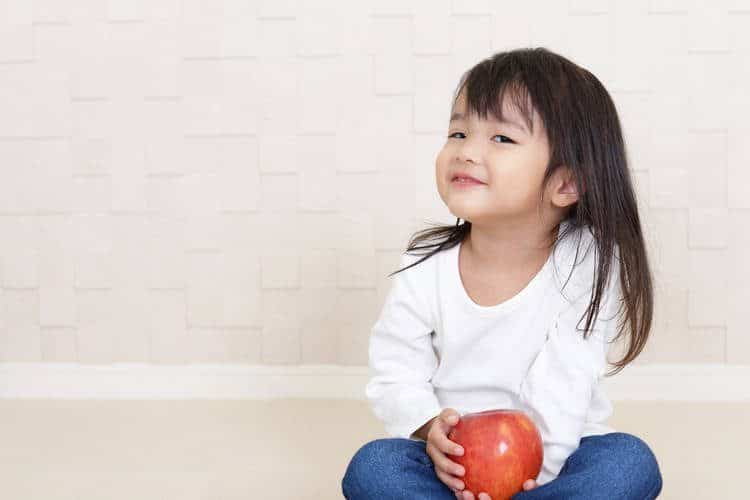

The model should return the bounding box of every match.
[450,90,537,136]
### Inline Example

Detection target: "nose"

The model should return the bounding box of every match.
[455,135,482,164]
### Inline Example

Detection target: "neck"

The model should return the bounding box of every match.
[463,218,563,274]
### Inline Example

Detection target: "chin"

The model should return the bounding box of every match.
[448,206,483,224]
[440,189,489,220]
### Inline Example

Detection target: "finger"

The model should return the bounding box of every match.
[443,438,464,457]
[426,439,465,477]
[463,490,475,500]
[436,428,465,456]
[425,440,462,474]
[441,408,461,425]
[440,410,461,436]
[436,452,465,478]
[436,468,464,492]
[478,494,492,500]
[427,421,463,457]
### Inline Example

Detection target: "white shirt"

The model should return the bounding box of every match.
[365,218,622,485]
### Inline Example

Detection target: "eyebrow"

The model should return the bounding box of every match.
[449,111,529,135]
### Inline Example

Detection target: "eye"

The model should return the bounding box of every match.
[492,134,514,144]
[493,134,516,143]
[447,132,515,144]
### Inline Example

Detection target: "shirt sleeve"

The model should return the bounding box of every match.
[518,254,623,485]
[365,252,443,441]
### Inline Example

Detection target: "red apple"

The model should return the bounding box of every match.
[447,409,543,500]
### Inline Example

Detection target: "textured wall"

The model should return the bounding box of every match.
[0,1,748,366]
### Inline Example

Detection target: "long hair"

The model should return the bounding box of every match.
[388,47,653,378]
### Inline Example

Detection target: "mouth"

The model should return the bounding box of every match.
[451,175,486,185]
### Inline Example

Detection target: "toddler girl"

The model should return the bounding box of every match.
[342,47,663,500]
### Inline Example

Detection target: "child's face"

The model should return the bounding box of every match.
[435,90,554,226]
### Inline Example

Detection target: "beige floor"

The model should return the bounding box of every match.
[0,399,745,499]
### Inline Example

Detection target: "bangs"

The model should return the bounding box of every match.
[453,61,537,137]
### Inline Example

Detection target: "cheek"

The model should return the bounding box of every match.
[435,147,449,170]
[487,166,540,205]
[435,149,450,184]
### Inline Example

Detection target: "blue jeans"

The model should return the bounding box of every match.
[342,432,663,499]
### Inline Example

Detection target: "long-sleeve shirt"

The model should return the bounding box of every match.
[365,218,623,485]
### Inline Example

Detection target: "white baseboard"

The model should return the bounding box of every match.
[0,363,748,401]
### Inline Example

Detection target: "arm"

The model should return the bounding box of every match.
[519,256,623,485]
[365,253,443,441]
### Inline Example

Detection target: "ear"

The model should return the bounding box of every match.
[551,166,581,208]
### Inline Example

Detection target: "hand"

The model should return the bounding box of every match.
[453,479,538,499]
[424,408,468,494]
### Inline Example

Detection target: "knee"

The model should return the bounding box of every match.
[606,432,663,496]
[342,438,406,498]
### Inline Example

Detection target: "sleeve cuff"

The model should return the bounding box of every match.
[386,398,443,441]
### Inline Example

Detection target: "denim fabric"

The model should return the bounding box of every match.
[342,432,663,499]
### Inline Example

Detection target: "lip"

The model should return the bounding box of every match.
[451,171,487,185]
[452,178,485,188]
